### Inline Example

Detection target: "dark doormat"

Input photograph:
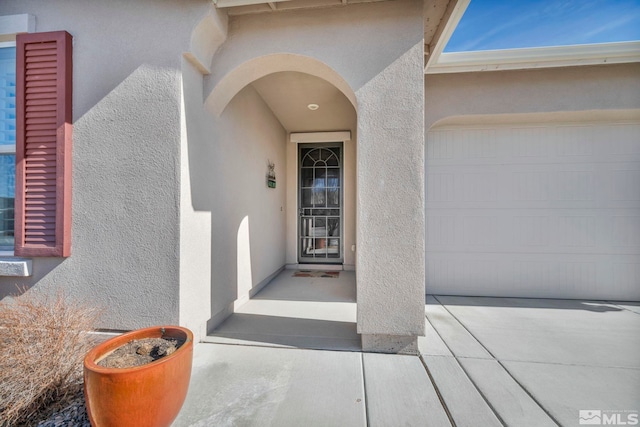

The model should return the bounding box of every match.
[293,270,340,278]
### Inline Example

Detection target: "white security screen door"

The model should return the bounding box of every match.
[298,144,343,263]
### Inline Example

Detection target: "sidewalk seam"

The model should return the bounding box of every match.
[433,296,562,427]
[429,298,506,425]
[495,359,562,427]
[361,352,370,427]
[418,354,456,427]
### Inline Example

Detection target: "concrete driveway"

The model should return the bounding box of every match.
[174,295,640,426]
[422,296,640,427]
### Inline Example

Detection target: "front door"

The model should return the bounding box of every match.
[298,144,343,264]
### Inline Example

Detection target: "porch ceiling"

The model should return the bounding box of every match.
[251,71,356,134]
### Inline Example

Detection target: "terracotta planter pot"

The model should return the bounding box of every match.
[83,326,193,427]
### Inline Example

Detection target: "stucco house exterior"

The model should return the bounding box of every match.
[0,0,638,353]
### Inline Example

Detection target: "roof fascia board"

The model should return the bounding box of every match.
[426,41,640,74]
[215,0,292,8]
[425,0,471,70]
[424,0,452,52]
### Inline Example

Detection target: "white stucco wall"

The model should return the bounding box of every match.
[425,63,640,130]
[357,40,425,352]
[204,1,424,105]
[211,84,287,326]
[0,0,210,330]
[179,59,212,342]
[343,135,357,269]
[183,59,287,332]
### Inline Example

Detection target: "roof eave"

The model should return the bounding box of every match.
[426,41,640,74]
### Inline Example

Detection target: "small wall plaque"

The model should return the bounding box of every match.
[267,160,276,188]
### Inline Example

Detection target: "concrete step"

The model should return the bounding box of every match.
[202,333,361,351]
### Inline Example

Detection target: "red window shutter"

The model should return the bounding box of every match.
[15,31,72,257]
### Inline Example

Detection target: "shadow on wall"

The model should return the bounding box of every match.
[182,60,287,334]
[0,258,67,300]
[5,64,185,329]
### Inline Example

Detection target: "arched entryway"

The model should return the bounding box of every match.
[181,2,427,353]
[195,55,359,349]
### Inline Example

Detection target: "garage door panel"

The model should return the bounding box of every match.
[428,166,640,207]
[428,124,640,165]
[426,121,640,300]
[427,209,640,253]
[427,253,640,300]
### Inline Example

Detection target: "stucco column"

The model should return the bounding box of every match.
[356,38,425,353]
[180,6,227,343]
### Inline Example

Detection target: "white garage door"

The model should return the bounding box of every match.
[426,119,640,300]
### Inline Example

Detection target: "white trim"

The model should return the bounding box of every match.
[233,265,284,310]
[0,258,32,276]
[0,42,17,253]
[290,131,351,143]
[215,0,292,8]
[0,14,35,41]
[425,0,471,69]
[429,109,640,130]
[427,41,640,74]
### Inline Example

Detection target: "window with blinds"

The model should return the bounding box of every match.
[0,44,16,250]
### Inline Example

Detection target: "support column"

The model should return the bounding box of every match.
[179,6,227,343]
[356,27,425,354]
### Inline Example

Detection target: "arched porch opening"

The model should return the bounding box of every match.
[195,55,359,348]
[181,1,427,353]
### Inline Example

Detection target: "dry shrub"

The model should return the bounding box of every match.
[0,290,100,426]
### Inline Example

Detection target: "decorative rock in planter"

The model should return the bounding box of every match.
[83,326,193,427]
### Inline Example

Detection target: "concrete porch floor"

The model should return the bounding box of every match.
[175,274,640,426]
[203,269,360,351]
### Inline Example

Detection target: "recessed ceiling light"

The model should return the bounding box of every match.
[307,103,319,111]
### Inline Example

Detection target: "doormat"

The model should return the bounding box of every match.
[293,270,340,278]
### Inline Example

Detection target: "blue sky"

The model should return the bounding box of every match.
[445,0,640,52]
